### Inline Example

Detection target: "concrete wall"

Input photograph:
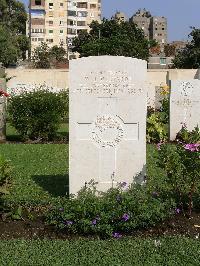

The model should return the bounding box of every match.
[6,68,69,94]
[6,68,200,107]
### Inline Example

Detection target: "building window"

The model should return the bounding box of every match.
[49,20,53,26]
[60,30,64,34]
[77,21,86,26]
[68,19,76,26]
[160,58,166,65]
[49,30,53,34]
[46,39,53,43]
[90,4,96,8]
[68,10,76,16]
[67,28,76,35]
[77,2,87,8]
[60,3,63,7]
[162,28,165,30]
[35,0,41,5]
[90,13,94,18]
[60,21,64,26]
[49,3,53,9]
[77,29,87,34]
[77,11,87,17]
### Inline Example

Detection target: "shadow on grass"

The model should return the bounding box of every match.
[32,174,69,197]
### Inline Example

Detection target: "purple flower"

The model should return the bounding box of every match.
[156,142,162,150]
[120,181,127,188]
[91,219,97,225]
[112,232,122,238]
[91,216,100,225]
[122,213,130,221]
[64,220,73,226]
[175,208,181,214]
[183,143,200,152]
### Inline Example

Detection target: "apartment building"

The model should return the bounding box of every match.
[113,11,127,22]
[29,0,101,58]
[129,9,167,47]
[149,16,167,46]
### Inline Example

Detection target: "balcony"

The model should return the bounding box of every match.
[30,0,45,10]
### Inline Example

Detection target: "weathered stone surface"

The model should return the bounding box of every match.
[69,56,147,194]
[170,80,200,140]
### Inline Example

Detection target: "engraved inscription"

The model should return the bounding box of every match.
[172,82,199,107]
[92,115,124,148]
[77,71,143,95]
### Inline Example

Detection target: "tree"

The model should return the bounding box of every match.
[173,28,200,68]
[0,0,27,34]
[32,42,51,69]
[0,25,20,66]
[32,43,67,68]
[0,0,28,66]
[49,45,66,62]
[72,19,150,60]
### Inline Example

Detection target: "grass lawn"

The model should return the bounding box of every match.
[0,237,200,265]
[0,144,68,205]
[0,143,162,206]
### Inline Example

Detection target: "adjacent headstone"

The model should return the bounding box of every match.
[194,69,200,80]
[0,78,6,142]
[147,82,156,109]
[170,80,200,140]
[69,56,147,194]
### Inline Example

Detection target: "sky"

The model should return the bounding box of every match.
[22,0,200,42]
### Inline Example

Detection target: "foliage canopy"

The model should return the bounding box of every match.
[72,19,151,60]
[173,28,200,68]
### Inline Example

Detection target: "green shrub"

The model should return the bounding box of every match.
[176,125,200,143]
[146,98,169,143]
[0,154,12,210]
[8,87,68,140]
[153,143,200,216]
[146,112,168,143]
[46,181,176,238]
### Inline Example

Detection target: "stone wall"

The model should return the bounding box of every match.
[6,68,200,107]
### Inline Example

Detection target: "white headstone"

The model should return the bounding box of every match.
[69,56,147,194]
[170,80,200,140]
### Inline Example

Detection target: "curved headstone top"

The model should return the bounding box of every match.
[170,79,200,140]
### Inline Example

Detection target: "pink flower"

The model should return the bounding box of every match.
[183,143,200,152]
[156,142,162,150]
